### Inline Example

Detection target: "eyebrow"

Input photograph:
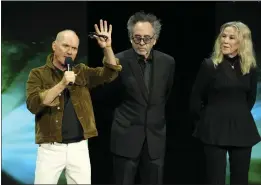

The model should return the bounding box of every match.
[134,34,152,37]
[222,33,236,37]
[62,43,78,47]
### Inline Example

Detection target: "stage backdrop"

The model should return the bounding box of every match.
[1,1,261,185]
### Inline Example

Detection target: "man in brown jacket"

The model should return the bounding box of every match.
[26,20,121,184]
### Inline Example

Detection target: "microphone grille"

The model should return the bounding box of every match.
[65,57,73,66]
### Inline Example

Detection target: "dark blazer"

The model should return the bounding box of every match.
[110,48,175,159]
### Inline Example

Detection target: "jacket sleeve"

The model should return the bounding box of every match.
[84,57,122,89]
[246,67,258,110]
[189,59,213,119]
[26,69,59,114]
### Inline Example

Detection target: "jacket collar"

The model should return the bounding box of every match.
[46,53,56,70]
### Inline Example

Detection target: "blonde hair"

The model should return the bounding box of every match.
[211,21,256,75]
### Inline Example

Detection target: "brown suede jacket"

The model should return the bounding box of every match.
[26,54,122,144]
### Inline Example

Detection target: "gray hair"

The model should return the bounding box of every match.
[127,11,162,39]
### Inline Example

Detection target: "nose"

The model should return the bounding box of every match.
[224,37,230,43]
[139,39,146,46]
[67,47,73,55]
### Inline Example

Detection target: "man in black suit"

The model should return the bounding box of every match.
[110,11,175,185]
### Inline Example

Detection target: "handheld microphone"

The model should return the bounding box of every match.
[64,57,74,85]
[88,32,108,41]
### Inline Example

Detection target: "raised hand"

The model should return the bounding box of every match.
[94,19,112,48]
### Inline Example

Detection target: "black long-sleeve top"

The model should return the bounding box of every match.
[190,55,261,147]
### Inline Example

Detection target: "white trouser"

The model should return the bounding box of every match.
[34,140,91,184]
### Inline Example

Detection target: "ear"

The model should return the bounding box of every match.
[52,41,56,52]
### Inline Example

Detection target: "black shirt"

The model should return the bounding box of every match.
[137,50,153,93]
[55,68,84,143]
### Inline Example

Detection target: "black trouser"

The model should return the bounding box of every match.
[113,140,164,185]
[204,144,252,185]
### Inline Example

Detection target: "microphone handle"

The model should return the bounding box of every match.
[67,64,73,86]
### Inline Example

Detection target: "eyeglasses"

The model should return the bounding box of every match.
[131,35,155,44]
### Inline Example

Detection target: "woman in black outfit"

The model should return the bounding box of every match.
[190,21,261,184]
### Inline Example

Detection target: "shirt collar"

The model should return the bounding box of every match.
[136,49,153,63]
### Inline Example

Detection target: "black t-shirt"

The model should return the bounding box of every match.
[55,68,84,143]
